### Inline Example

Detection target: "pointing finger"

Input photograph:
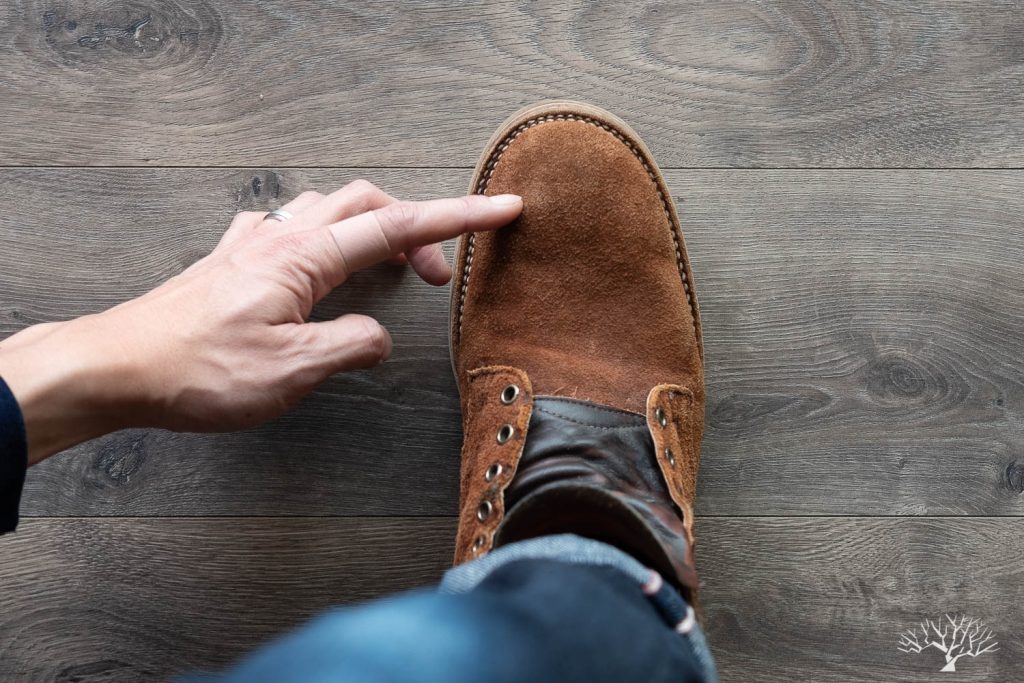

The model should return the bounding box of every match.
[324,194,522,284]
[281,179,396,234]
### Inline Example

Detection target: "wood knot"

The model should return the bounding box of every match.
[1004,461,1024,494]
[863,352,948,406]
[92,431,147,485]
[41,2,220,67]
[632,2,810,83]
[236,171,284,209]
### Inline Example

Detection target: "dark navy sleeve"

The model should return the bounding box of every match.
[0,376,28,534]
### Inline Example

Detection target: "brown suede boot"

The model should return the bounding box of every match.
[449,101,704,601]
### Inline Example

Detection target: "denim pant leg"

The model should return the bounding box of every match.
[186,534,717,683]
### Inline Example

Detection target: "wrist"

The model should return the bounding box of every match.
[0,315,146,464]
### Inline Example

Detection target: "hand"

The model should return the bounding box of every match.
[0,180,523,464]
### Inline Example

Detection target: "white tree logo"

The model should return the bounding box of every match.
[897,614,999,672]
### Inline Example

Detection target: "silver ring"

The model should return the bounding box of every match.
[264,208,293,223]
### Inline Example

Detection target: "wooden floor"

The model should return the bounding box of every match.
[1,2,1023,681]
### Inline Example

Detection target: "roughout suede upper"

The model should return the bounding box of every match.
[451,108,703,415]
[449,102,705,604]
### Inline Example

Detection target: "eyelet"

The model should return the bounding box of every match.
[477,500,493,521]
[500,384,520,404]
[655,407,667,428]
[497,424,514,444]
[473,535,487,551]
[485,463,503,482]
[666,447,676,466]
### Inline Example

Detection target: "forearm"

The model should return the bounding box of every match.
[0,316,142,465]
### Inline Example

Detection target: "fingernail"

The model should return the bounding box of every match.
[488,194,522,206]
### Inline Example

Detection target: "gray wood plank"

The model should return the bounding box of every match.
[1,2,1023,167]
[698,517,1024,682]
[0,517,1020,682]
[0,517,457,683]
[3,168,1024,516]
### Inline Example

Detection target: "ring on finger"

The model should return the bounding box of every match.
[264,208,294,223]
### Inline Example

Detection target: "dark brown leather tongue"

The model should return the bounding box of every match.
[496,396,698,598]
[504,396,672,510]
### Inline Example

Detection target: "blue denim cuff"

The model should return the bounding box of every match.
[441,534,718,682]
[0,375,28,534]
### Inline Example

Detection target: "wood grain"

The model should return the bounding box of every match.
[1,1,1023,167]
[0,517,1020,682]
[699,517,1024,682]
[0,517,457,682]
[3,4,1021,683]
[3,168,1024,517]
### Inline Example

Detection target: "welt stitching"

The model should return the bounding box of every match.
[533,404,644,431]
[456,113,698,346]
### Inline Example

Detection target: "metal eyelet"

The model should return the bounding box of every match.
[477,500,493,521]
[655,407,668,428]
[485,463,503,482]
[666,447,676,466]
[497,424,514,444]
[473,535,487,551]
[501,384,520,404]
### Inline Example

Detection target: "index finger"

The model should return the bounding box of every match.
[325,194,523,282]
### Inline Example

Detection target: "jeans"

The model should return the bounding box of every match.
[185,534,717,682]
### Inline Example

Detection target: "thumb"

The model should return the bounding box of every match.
[301,314,393,375]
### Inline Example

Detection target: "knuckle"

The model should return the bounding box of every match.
[379,201,419,231]
[229,211,263,229]
[296,190,323,203]
[249,233,328,304]
[344,179,386,211]
[345,178,376,194]
[357,318,389,361]
[272,231,306,252]
[370,202,418,253]
[456,196,476,229]
[264,232,310,263]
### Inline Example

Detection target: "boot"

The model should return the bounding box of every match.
[449,101,704,602]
